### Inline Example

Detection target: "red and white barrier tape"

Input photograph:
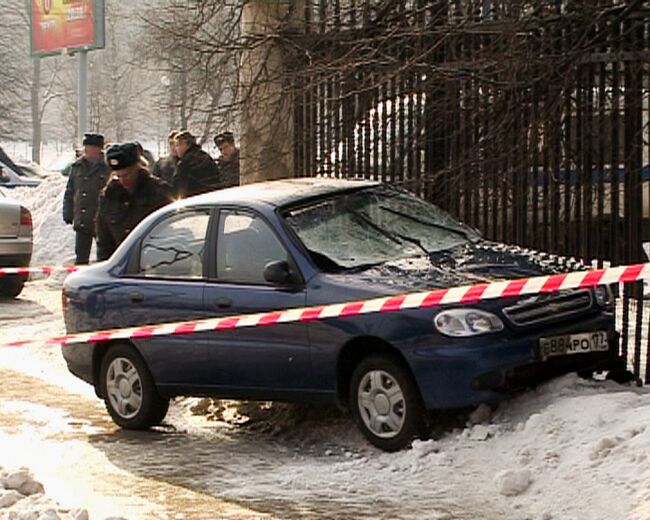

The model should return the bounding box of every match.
[4,263,650,350]
[0,266,79,277]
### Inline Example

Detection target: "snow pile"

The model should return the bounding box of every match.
[493,468,532,496]
[10,176,77,266]
[208,375,650,520]
[0,466,95,520]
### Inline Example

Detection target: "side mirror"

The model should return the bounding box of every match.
[264,260,295,286]
[0,174,9,183]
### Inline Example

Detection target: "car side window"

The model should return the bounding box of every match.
[217,211,287,284]
[139,210,210,279]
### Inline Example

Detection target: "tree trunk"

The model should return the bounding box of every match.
[238,0,304,183]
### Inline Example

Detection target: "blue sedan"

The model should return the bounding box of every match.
[61,178,619,451]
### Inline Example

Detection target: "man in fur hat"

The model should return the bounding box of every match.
[96,142,173,261]
[62,132,110,265]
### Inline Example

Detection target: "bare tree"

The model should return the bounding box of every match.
[138,0,242,144]
[51,0,176,145]
[0,0,31,139]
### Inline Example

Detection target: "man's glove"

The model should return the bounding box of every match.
[64,217,73,225]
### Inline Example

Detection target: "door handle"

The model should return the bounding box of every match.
[129,292,144,303]
[214,297,232,309]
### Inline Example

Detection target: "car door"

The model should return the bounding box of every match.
[201,208,311,391]
[117,208,217,387]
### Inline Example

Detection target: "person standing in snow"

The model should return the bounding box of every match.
[171,130,219,198]
[152,130,179,184]
[213,131,240,189]
[96,142,173,261]
[62,132,110,265]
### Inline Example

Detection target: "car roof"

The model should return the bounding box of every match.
[176,177,381,210]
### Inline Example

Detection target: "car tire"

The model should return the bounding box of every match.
[0,275,25,299]
[99,344,169,429]
[349,355,428,452]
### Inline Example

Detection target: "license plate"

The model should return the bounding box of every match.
[539,331,609,361]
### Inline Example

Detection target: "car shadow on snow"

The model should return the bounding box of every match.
[87,401,373,519]
[86,399,499,519]
[0,296,53,322]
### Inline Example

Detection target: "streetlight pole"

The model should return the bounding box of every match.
[31,57,41,163]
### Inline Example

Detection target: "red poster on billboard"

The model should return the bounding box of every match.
[31,0,104,56]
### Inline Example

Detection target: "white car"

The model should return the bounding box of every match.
[16,162,52,180]
[0,161,40,188]
[0,190,33,297]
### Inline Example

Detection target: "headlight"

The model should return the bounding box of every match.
[434,308,504,337]
[594,285,614,307]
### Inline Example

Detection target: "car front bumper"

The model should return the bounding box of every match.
[409,312,619,410]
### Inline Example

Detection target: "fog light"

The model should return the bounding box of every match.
[594,285,614,307]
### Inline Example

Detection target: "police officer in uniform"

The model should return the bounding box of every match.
[96,142,173,261]
[214,131,239,188]
[62,132,109,264]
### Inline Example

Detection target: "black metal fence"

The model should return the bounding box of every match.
[288,1,650,381]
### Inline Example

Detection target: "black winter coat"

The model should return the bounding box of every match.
[152,154,178,184]
[216,147,240,189]
[96,170,173,261]
[172,144,219,198]
[62,157,110,233]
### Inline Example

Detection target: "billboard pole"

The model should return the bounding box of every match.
[78,50,88,145]
[30,1,105,148]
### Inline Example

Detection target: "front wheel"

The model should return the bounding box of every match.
[349,355,428,451]
[99,344,169,429]
[0,275,25,299]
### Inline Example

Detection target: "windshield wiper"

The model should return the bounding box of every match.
[378,205,473,239]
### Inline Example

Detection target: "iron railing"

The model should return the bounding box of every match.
[288,0,650,381]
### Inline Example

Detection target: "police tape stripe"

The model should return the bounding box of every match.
[0,266,79,277]
[4,262,650,349]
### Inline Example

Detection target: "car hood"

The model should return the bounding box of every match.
[336,241,583,292]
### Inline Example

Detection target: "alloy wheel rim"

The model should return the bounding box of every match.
[106,357,143,419]
[357,370,406,439]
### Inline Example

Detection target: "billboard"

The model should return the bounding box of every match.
[30,0,105,57]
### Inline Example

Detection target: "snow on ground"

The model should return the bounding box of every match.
[3,176,650,518]
[203,376,650,520]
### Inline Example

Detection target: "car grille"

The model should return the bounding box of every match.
[502,289,593,327]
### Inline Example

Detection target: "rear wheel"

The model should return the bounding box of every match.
[0,275,25,299]
[99,344,169,429]
[349,355,428,451]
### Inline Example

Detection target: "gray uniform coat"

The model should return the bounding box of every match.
[62,157,110,234]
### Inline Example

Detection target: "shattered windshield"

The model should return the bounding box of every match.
[283,185,480,270]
